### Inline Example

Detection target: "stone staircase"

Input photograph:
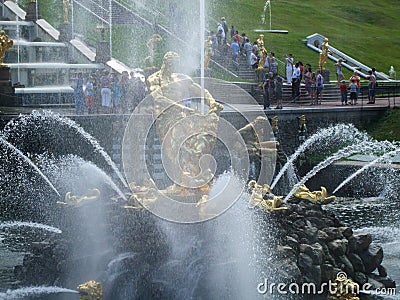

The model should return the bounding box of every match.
[211,48,341,106]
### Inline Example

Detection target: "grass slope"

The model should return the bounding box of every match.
[210,0,400,77]
[367,108,400,141]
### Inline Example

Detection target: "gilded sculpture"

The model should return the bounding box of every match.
[247,180,287,212]
[127,51,223,205]
[57,188,100,206]
[256,34,267,70]
[328,275,360,300]
[77,280,103,300]
[293,184,336,204]
[144,34,163,68]
[204,35,213,70]
[237,116,277,157]
[63,0,70,24]
[319,37,330,70]
[0,30,13,66]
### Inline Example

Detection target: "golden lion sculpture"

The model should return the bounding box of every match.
[57,188,100,207]
[294,184,335,204]
[77,280,103,300]
[247,180,287,212]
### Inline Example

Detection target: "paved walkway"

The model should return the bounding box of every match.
[0,96,397,117]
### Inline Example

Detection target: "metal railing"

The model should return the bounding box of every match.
[359,82,400,108]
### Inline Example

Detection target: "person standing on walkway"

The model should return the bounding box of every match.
[72,72,85,114]
[367,70,376,104]
[262,73,270,110]
[316,69,324,104]
[349,71,361,99]
[244,38,253,67]
[85,76,95,114]
[221,17,229,44]
[339,80,348,105]
[100,70,112,113]
[285,54,294,84]
[349,79,358,105]
[310,72,317,105]
[274,76,283,109]
[291,62,301,101]
[335,59,345,84]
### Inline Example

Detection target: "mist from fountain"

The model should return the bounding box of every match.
[154,171,260,299]
[1,110,127,189]
[38,154,127,201]
[0,137,60,197]
[270,123,369,190]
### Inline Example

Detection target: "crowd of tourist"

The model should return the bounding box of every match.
[211,16,380,109]
[70,69,147,115]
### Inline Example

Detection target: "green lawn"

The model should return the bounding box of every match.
[26,0,400,78]
[367,108,400,141]
[209,0,400,78]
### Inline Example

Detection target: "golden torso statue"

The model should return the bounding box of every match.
[146,51,223,190]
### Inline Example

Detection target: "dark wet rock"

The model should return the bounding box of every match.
[353,271,368,285]
[348,233,372,253]
[328,239,347,256]
[339,226,353,239]
[336,255,354,276]
[360,243,383,274]
[298,253,313,272]
[322,227,343,241]
[377,264,388,277]
[348,253,365,273]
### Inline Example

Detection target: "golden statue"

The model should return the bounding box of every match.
[77,280,103,300]
[328,275,360,300]
[237,116,277,157]
[319,38,330,70]
[0,30,13,66]
[256,34,267,70]
[129,51,223,202]
[293,184,335,204]
[144,33,163,68]
[63,0,70,24]
[57,188,100,206]
[247,180,287,212]
[204,35,213,70]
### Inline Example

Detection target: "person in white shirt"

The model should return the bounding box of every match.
[285,54,294,84]
[291,62,301,101]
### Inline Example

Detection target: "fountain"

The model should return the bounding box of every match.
[0,0,399,299]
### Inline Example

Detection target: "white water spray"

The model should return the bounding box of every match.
[0,137,60,197]
[0,286,78,299]
[0,221,62,234]
[333,146,400,194]
[271,124,369,190]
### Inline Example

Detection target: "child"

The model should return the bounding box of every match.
[339,80,348,105]
[274,76,283,109]
[349,79,358,105]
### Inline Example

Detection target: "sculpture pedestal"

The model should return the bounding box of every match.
[95,41,111,63]
[25,1,41,21]
[59,23,73,42]
[0,66,17,106]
